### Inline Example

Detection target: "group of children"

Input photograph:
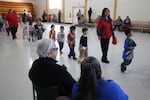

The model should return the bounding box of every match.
[22,19,136,73]
[54,24,137,73]
[48,24,88,62]
[22,18,45,42]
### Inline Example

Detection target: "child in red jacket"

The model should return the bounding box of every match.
[49,24,56,41]
[67,26,77,60]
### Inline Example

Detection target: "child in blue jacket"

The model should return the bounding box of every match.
[121,29,136,72]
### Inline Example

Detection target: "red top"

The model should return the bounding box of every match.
[49,30,56,41]
[97,19,113,39]
[6,13,18,27]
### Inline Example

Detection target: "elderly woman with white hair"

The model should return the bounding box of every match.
[29,39,76,100]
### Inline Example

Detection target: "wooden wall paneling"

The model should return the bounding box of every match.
[0,1,35,20]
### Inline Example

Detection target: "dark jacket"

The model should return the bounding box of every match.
[29,57,76,97]
[97,18,113,39]
[79,35,88,47]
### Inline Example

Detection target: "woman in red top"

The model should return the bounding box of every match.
[97,8,114,63]
[6,9,18,40]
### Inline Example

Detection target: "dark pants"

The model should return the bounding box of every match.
[37,33,42,40]
[121,59,132,67]
[6,28,10,35]
[100,39,110,61]
[121,59,132,72]
[114,25,121,31]
[88,15,91,23]
[58,16,61,23]
[68,46,76,58]
[9,27,18,39]
[58,42,64,52]
[0,22,3,31]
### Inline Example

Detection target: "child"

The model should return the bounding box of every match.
[49,24,56,41]
[0,16,3,32]
[78,28,88,63]
[67,25,77,60]
[57,26,65,54]
[5,21,10,36]
[22,22,29,39]
[28,21,35,42]
[34,18,45,40]
[121,29,136,73]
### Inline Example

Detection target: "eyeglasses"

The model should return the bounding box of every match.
[52,47,58,51]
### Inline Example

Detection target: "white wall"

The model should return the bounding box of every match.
[64,0,114,23]
[117,0,150,21]
[5,0,148,22]
[34,0,46,19]
[87,0,114,21]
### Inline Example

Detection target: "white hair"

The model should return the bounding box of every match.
[37,38,56,58]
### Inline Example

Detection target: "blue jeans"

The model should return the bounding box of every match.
[68,47,76,58]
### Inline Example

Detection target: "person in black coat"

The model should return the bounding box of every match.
[58,10,61,23]
[29,39,76,98]
[88,7,92,23]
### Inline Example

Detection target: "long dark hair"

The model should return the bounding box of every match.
[101,8,112,22]
[75,56,102,100]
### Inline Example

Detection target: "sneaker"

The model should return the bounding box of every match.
[121,66,126,73]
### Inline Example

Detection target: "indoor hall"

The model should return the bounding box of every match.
[0,0,150,100]
[0,23,150,100]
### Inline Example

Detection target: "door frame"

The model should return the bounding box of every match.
[72,6,84,24]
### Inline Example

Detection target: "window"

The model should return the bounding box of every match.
[49,0,62,9]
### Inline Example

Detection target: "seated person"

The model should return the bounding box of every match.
[114,16,123,31]
[72,56,128,100]
[29,39,76,99]
[78,15,85,26]
[53,14,57,22]
[121,16,132,30]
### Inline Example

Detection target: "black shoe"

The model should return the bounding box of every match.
[121,65,126,73]
[102,60,110,64]
[68,55,71,58]
[13,37,16,40]
[73,57,77,60]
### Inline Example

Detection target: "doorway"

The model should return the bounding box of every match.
[72,6,84,24]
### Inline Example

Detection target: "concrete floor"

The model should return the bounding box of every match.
[0,23,150,100]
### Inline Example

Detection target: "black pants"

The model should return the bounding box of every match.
[121,59,132,67]
[58,42,64,52]
[6,28,10,35]
[58,16,61,23]
[100,39,110,61]
[9,27,18,39]
[121,59,132,72]
[114,25,121,31]
[88,15,91,23]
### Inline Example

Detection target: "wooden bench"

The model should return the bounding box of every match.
[131,21,150,33]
